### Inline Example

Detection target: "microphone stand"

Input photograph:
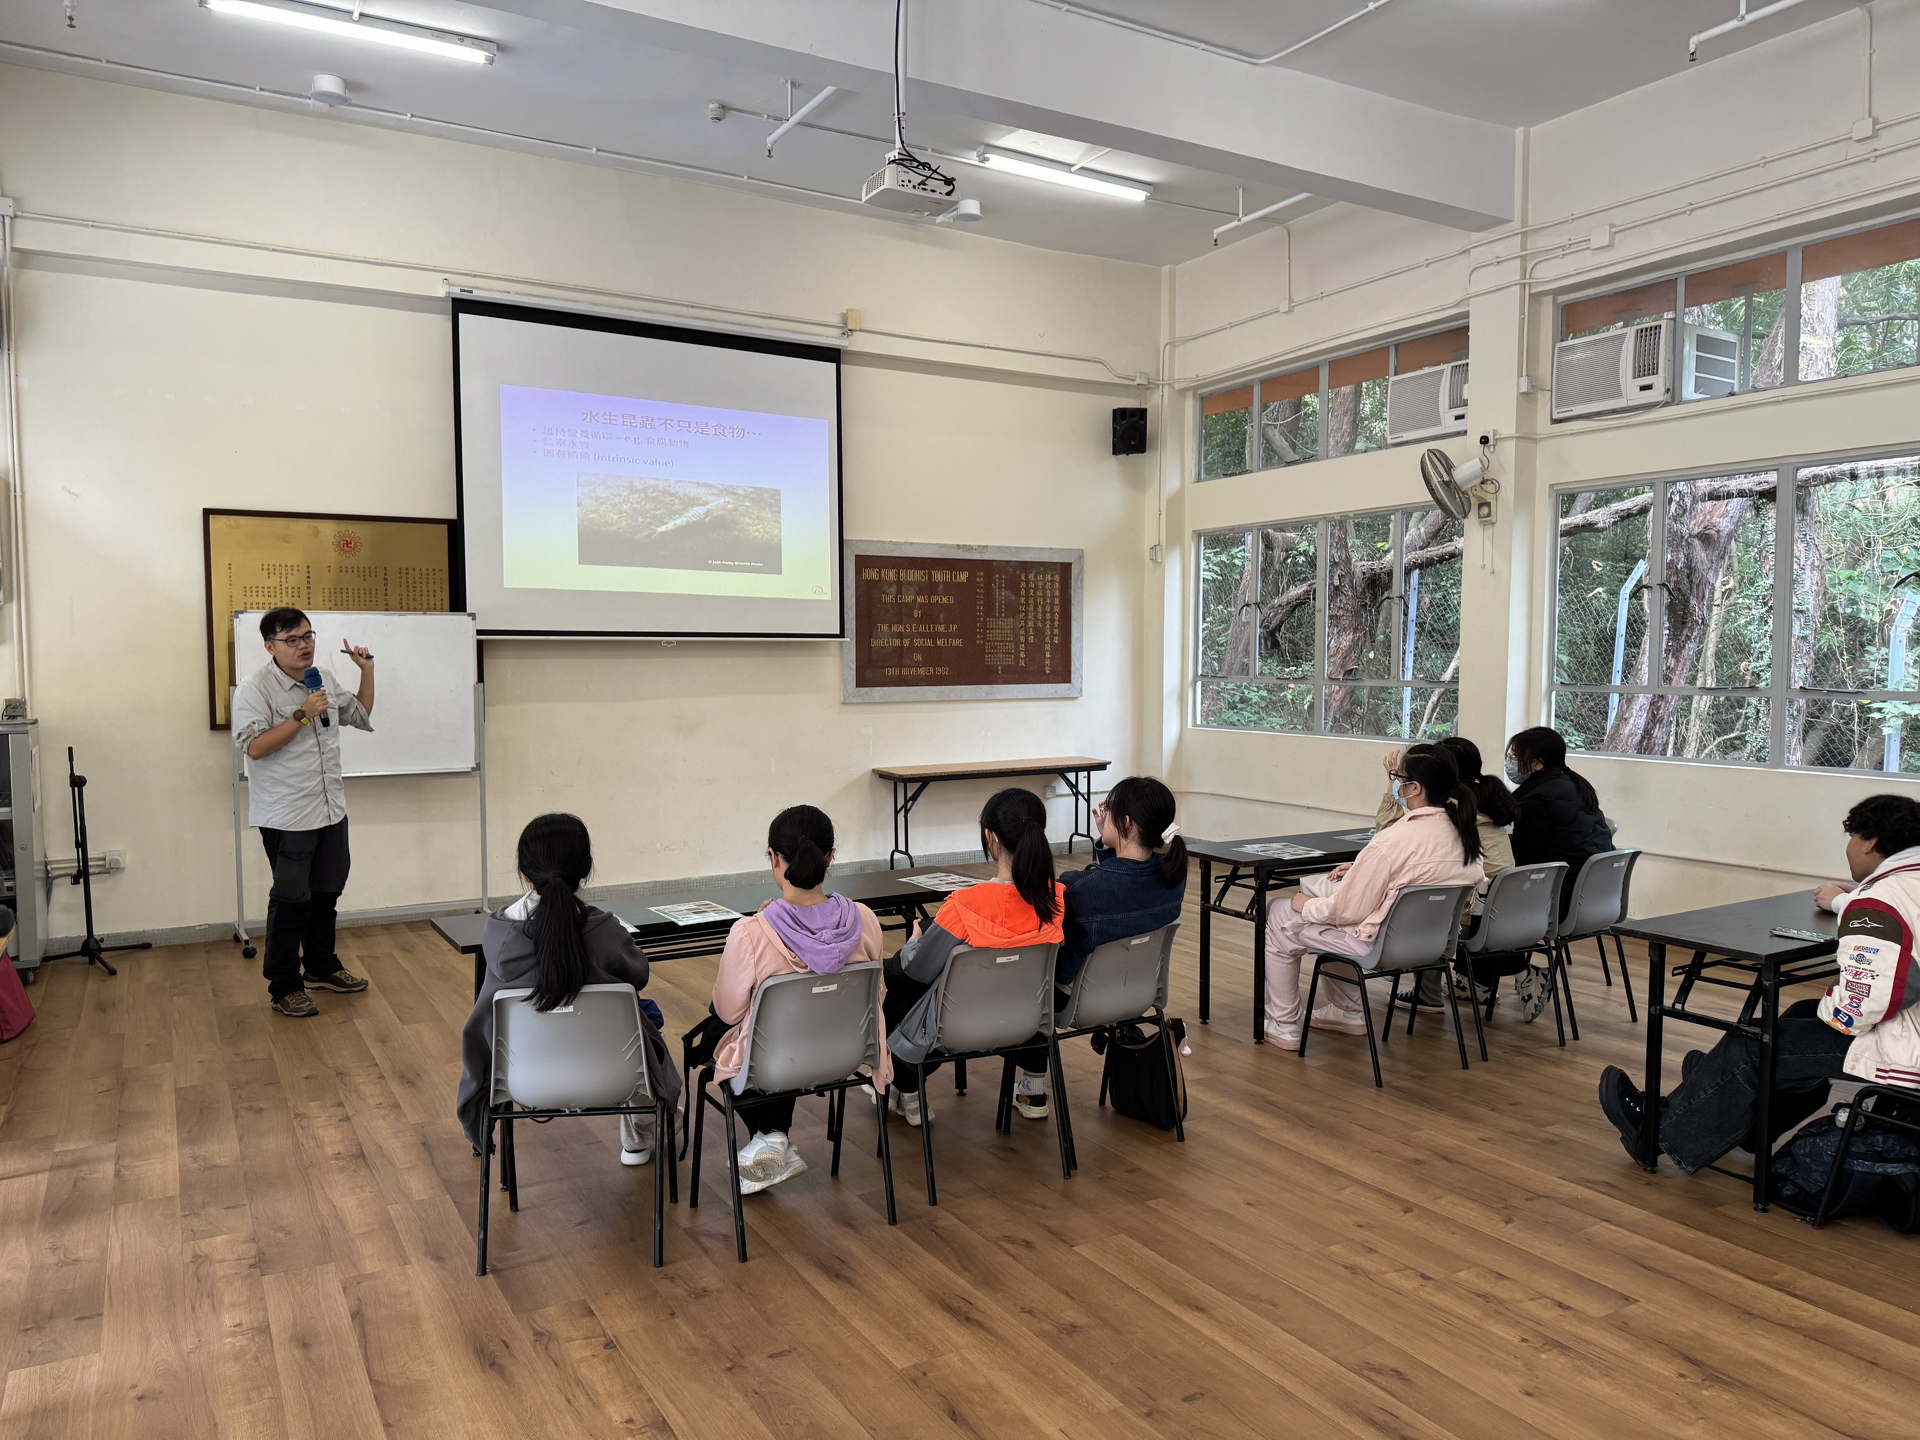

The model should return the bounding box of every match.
[43,747,150,976]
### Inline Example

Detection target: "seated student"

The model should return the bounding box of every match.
[709,805,886,1194]
[1004,775,1188,1120]
[884,788,1066,1127]
[1505,725,1613,883]
[456,814,680,1166]
[1363,738,1515,1010]
[1598,794,1920,1173]
[1504,725,1615,1020]
[1263,749,1484,1047]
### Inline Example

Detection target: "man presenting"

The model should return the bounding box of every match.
[232,608,376,1018]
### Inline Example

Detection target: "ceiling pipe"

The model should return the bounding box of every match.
[1688,0,1818,61]
[1030,0,1400,66]
[1213,190,1313,245]
[764,84,837,155]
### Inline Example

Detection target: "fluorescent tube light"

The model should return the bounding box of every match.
[199,0,497,65]
[976,147,1150,201]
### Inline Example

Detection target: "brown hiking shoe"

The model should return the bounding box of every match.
[272,990,320,1018]
[303,969,368,993]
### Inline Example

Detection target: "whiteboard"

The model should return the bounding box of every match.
[233,611,479,777]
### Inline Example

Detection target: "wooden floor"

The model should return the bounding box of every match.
[3,880,1919,1439]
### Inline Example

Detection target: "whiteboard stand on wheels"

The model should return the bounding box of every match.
[228,612,485,958]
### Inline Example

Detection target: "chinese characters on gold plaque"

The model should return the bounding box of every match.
[852,554,1072,691]
[204,510,451,727]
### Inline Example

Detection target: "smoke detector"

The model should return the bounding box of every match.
[309,73,350,107]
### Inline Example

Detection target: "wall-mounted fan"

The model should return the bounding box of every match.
[1420,437,1499,524]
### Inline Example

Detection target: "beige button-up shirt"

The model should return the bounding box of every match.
[232,661,372,831]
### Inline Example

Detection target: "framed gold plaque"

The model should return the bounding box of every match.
[205,509,452,728]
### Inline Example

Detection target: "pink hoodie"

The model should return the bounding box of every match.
[710,900,890,1086]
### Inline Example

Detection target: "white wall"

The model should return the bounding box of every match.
[0,64,1164,939]
[1163,5,1920,917]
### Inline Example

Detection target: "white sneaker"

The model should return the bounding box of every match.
[889,1088,931,1127]
[735,1131,786,1193]
[760,1140,808,1192]
[1013,1070,1050,1120]
[1265,1021,1303,1048]
[1449,970,1495,1006]
[1513,965,1553,1023]
[620,1146,651,1167]
[1309,1005,1370,1036]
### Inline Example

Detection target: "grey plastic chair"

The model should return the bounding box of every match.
[477,983,674,1275]
[1555,849,1643,1036]
[906,941,1061,1205]
[688,961,894,1263]
[1048,923,1182,1165]
[1301,884,1476,1087]
[1457,862,1569,1053]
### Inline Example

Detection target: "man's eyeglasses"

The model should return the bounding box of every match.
[271,631,317,646]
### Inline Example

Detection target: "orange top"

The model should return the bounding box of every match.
[933,878,1067,948]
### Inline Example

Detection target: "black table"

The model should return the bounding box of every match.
[873,757,1109,867]
[1187,829,1374,1043]
[430,864,990,996]
[1615,891,1840,1210]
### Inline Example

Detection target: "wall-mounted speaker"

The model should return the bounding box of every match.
[1112,407,1147,456]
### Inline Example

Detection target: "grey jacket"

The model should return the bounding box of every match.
[455,904,682,1149]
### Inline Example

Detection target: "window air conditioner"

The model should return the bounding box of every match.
[1550,318,1671,420]
[1384,361,1469,445]
[1681,322,1740,401]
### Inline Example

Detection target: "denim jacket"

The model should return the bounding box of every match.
[1057,848,1186,986]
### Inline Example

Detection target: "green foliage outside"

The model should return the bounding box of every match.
[1550,456,1920,774]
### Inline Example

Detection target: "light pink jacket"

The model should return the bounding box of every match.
[1299,806,1484,942]
[710,902,890,1087]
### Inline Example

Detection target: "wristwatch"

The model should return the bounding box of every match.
[295,711,312,726]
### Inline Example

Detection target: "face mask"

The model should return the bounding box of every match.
[1505,759,1524,786]
[1390,778,1405,806]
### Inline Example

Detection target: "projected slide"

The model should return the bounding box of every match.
[455,301,843,638]
[498,385,828,593]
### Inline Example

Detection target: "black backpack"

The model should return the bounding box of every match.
[1091,1019,1187,1131]
[1769,1109,1920,1232]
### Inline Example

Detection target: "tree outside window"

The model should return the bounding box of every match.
[1551,453,1920,774]
[1195,507,1462,738]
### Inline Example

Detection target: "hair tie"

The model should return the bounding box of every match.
[1160,821,1182,841]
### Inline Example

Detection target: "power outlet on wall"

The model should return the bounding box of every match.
[42,849,126,881]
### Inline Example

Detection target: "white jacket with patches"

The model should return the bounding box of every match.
[1820,846,1920,1089]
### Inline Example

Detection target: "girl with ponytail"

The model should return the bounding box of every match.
[883,788,1067,1127]
[1260,750,1485,1047]
[1001,775,1190,1117]
[456,813,681,1168]
[708,805,886,1195]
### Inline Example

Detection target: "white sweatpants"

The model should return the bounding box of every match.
[1264,908,1375,1028]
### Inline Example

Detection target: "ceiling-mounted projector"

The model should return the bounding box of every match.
[862,0,961,217]
[862,159,958,216]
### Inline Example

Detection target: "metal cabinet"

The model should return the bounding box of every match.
[0,720,41,978]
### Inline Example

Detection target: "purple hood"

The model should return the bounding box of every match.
[762,893,864,975]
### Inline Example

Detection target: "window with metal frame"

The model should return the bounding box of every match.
[1195,324,1468,480]
[1195,506,1463,738]
[1554,215,1920,419]
[1550,452,1920,774]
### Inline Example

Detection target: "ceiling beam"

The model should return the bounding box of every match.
[486,0,1516,230]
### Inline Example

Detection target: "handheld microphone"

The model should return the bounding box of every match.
[301,666,332,728]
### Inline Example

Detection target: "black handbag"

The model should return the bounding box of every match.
[1092,1019,1187,1131]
